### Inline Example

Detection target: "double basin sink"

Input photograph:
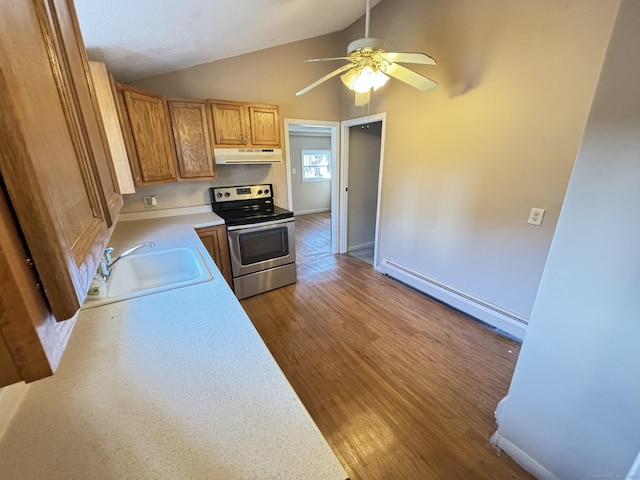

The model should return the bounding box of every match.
[83,246,212,309]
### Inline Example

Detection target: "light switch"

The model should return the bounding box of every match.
[292,168,297,175]
[528,207,545,226]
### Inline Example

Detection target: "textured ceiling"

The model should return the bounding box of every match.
[74,0,382,81]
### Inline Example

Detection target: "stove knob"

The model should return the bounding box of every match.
[224,192,230,198]
[264,189,270,195]
[216,192,222,198]
[257,190,263,195]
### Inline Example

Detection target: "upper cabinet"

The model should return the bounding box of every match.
[248,105,281,147]
[112,82,282,184]
[117,84,179,186]
[210,101,249,146]
[0,0,122,385]
[44,0,123,227]
[210,100,281,149]
[116,85,218,186]
[167,99,216,179]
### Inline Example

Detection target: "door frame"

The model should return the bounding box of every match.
[339,112,386,267]
[283,118,340,254]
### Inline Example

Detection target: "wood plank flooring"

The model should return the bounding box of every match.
[241,213,530,479]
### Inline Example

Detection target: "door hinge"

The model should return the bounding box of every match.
[26,257,44,293]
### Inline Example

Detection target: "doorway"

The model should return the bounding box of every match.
[339,113,386,269]
[284,119,339,259]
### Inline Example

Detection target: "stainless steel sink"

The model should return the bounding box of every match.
[83,246,212,308]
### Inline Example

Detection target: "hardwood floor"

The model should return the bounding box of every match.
[241,213,530,479]
[295,211,332,262]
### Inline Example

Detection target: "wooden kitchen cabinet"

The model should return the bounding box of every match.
[0,0,121,385]
[196,225,233,288]
[210,101,249,146]
[248,105,281,147]
[209,100,281,148]
[167,99,217,179]
[117,83,179,185]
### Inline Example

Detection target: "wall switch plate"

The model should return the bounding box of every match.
[292,168,297,175]
[528,207,545,226]
[143,196,158,208]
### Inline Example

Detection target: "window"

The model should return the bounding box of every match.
[301,149,331,182]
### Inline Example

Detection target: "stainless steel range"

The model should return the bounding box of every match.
[210,184,296,300]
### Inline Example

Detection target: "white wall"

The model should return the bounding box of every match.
[342,0,620,321]
[289,133,331,214]
[347,122,382,250]
[494,1,640,477]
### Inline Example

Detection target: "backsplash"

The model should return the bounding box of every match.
[122,164,284,213]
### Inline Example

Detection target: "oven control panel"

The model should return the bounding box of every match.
[212,184,273,203]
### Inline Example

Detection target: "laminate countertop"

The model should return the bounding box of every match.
[0,209,348,480]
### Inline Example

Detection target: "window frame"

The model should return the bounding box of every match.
[301,149,331,183]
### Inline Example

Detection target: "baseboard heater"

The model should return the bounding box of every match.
[379,258,528,340]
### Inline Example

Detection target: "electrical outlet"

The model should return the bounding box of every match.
[528,207,545,226]
[143,196,158,208]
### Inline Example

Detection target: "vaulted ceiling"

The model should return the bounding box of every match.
[74,0,382,81]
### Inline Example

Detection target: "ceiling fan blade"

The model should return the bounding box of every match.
[296,63,356,96]
[304,57,351,63]
[355,90,370,106]
[378,52,436,65]
[384,62,438,92]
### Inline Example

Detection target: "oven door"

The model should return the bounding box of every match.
[227,218,296,277]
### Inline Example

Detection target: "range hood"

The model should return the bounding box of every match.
[214,148,282,165]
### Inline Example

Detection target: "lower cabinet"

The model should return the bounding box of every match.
[196,225,233,289]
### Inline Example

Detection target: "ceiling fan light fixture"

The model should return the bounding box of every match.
[341,64,389,95]
[353,66,388,93]
[296,0,437,105]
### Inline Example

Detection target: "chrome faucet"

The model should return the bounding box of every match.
[99,242,155,282]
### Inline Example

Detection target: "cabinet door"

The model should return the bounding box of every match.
[210,102,249,146]
[0,0,111,321]
[120,85,178,185]
[248,106,280,147]
[44,0,122,226]
[0,184,62,386]
[168,100,216,179]
[196,226,233,288]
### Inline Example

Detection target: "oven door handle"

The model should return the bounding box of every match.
[226,217,294,231]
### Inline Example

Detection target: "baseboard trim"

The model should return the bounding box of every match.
[379,258,527,340]
[347,241,374,252]
[0,382,27,441]
[490,432,559,480]
[294,208,331,215]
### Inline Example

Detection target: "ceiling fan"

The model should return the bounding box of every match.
[295,0,438,106]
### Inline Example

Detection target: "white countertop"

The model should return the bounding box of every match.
[0,211,347,480]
